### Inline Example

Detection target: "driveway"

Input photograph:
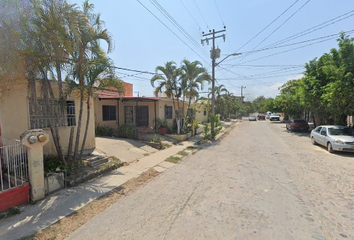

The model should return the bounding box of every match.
[94,137,158,163]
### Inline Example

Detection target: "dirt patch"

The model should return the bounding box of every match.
[23,169,160,240]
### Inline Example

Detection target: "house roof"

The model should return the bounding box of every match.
[98,95,160,102]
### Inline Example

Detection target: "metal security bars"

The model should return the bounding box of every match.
[29,99,76,129]
[0,138,28,192]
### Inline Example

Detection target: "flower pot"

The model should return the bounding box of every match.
[158,127,167,135]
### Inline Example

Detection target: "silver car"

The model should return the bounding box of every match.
[248,115,257,121]
[310,125,354,153]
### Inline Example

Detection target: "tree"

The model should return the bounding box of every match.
[69,0,113,160]
[209,84,227,117]
[2,0,118,165]
[274,79,305,119]
[151,61,183,134]
[180,59,210,113]
[67,55,124,159]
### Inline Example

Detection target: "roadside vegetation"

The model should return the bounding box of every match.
[0,0,124,171]
[241,33,354,126]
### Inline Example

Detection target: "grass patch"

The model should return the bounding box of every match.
[194,139,209,145]
[177,150,189,157]
[165,156,181,164]
[162,143,172,149]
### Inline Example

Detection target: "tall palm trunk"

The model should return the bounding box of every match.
[73,87,84,161]
[41,67,66,164]
[79,97,91,159]
[73,49,85,161]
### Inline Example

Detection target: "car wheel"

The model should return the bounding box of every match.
[327,142,334,153]
[311,137,316,145]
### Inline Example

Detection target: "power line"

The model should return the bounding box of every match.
[192,0,209,29]
[239,29,354,55]
[136,0,210,64]
[237,0,312,64]
[114,66,156,75]
[238,32,344,65]
[264,9,354,49]
[255,0,311,49]
[179,0,201,30]
[235,0,300,52]
[213,0,225,27]
[219,72,303,81]
[149,0,209,59]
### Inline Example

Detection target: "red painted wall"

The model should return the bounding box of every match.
[0,183,30,212]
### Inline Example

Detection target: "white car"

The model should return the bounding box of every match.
[269,114,280,121]
[248,115,257,121]
[310,125,354,153]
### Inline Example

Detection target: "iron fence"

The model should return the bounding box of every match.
[0,138,28,192]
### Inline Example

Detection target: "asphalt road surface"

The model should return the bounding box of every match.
[67,120,354,240]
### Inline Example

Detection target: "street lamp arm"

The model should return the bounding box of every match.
[216,52,242,66]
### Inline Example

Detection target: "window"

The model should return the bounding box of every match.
[102,105,116,121]
[29,99,76,129]
[204,108,207,116]
[124,106,134,124]
[66,101,76,126]
[136,106,149,127]
[320,127,327,135]
[165,106,172,119]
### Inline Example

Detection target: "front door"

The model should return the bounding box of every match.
[136,106,149,127]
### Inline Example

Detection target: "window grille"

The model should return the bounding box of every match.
[165,106,172,119]
[124,106,133,124]
[29,99,76,129]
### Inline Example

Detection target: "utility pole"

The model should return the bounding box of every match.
[240,86,246,102]
[201,27,226,139]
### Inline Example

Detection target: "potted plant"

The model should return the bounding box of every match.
[156,118,169,135]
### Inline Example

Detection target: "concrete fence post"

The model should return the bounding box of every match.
[20,129,49,202]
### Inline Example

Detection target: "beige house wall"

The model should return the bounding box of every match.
[94,99,119,130]
[94,97,191,131]
[0,79,95,156]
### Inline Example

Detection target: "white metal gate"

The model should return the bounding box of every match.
[0,138,28,192]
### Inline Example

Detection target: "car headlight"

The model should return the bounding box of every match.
[334,139,345,144]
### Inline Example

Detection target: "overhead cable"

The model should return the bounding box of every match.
[136,0,210,65]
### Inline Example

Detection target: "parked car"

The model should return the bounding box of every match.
[286,119,309,132]
[310,125,354,153]
[266,111,272,119]
[248,115,257,121]
[269,114,280,121]
[257,114,266,120]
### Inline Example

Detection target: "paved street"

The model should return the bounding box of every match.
[67,120,354,240]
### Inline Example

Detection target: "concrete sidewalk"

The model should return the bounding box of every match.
[0,138,196,240]
[0,120,237,240]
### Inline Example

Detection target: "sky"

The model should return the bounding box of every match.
[70,0,354,101]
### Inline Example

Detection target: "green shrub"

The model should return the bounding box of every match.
[118,124,138,139]
[147,134,162,143]
[203,123,211,140]
[44,155,65,173]
[96,124,114,137]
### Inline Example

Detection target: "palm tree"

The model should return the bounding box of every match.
[180,60,211,113]
[67,54,124,159]
[151,61,183,134]
[15,0,80,165]
[70,0,113,160]
[209,84,228,116]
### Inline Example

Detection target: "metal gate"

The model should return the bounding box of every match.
[0,138,28,192]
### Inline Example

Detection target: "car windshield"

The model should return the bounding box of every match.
[328,127,354,136]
